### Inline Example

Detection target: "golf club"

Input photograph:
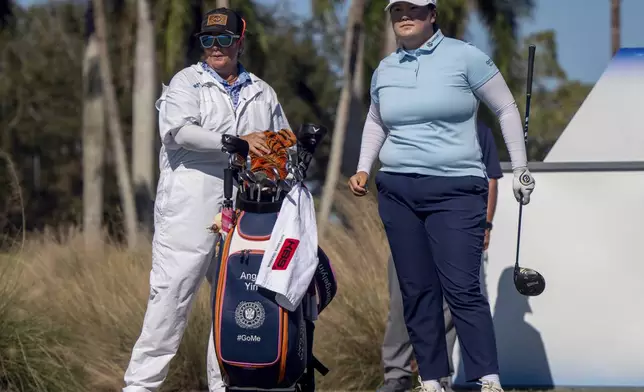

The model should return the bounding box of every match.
[294,123,328,180]
[228,153,245,170]
[514,44,546,297]
[270,167,285,201]
[285,161,302,184]
[254,172,270,202]
[261,178,278,202]
[240,170,257,199]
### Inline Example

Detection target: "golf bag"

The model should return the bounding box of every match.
[211,125,337,392]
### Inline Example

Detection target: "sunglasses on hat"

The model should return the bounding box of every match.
[199,34,240,49]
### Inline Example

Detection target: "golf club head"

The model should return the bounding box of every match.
[259,175,277,189]
[270,167,281,182]
[228,154,245,170]
[221,135,250,159]
[514,266,546,296]
[296,123,328,154]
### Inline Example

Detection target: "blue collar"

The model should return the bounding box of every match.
[200,62,252,87]
[397,29,445,61]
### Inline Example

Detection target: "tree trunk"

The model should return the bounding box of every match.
[82,1,105,247]
[339,21,366,179]
[132,0,156,234]
[382,12,397,57]
[611,0,620,56]
[92,0,138,249]
[318,0,366,237]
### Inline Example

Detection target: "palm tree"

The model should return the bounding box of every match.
[92,0,138,248]
[132,0,156,233]
[82,1,106,246]
[473,0,534,93]
[317,0,367,236]
[611,0,620,56]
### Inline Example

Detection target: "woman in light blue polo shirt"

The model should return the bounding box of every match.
[348,1,536,392]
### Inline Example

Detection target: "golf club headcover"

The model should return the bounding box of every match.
[248,129,297,181]
[255,183,318,312]
[295,124,328,178]
[221,134,250,158]
[296,123,327,153]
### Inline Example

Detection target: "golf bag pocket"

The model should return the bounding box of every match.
[236,211,278,241]
[214,213,308,389]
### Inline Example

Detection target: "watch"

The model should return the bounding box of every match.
[485,221,493,230]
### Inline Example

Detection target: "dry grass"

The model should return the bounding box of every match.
[0,183,393,391]
[2,227,215,392]
[315,189,391,390]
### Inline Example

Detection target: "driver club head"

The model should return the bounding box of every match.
[514,266,546,296]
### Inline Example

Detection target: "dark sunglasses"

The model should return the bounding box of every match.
[199,34,240,49]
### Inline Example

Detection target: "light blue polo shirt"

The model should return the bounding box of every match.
[370,30,499,178]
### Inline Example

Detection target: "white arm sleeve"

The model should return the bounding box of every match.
[173,124,223,151]
[356,102,388,175]
[474,72,528,169]
[157,71,223,152]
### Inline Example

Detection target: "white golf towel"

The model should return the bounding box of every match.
[255,183,319,312]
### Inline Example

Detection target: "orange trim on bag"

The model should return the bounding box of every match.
[214,231,234,377]
[216,248,285,369]
[278,309,288,382]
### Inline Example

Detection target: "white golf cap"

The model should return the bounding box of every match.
[384,0,437,12]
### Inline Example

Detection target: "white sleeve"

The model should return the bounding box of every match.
[356,102,388,175]
[173,124,223,151]
[156,71,223,152]
[473,72,528,169]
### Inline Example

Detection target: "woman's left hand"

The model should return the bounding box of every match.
[348,171,369,196]
[241,132,271,156]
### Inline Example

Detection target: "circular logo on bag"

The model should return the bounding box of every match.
[235,301,265,329]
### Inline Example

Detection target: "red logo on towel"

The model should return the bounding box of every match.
[272,238,299,270]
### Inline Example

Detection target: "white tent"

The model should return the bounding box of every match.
[452,48,644,388]
[545,48,644,162]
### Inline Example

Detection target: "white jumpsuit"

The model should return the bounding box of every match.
[123,63,291,392]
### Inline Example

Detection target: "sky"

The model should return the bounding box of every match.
[17,0,644,85]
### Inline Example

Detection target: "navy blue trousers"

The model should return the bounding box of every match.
[375,171,499,382]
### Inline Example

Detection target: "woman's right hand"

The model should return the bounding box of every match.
[240,132,271,156]
[348,171,369,197]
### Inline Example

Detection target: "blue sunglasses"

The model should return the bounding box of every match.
[199,34,241,49]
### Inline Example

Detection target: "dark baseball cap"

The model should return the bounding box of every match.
[196,8,245,37]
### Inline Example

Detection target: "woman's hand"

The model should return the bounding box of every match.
[348,171,369,196]
[240,132,271,156]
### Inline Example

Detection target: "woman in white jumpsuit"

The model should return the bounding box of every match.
[123,7,291,392]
